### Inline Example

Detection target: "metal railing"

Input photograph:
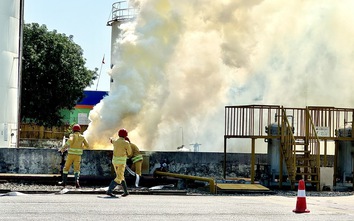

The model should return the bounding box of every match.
[224,105,354,190]
[225,105,354,140]
[107,1,138,25]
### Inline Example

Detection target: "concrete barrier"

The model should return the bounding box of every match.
[0,148,335,180]
[0,148,270,178]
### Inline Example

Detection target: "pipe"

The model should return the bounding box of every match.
[154,170,216,194]
[17,0,25,148]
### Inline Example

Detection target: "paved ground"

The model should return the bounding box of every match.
[1,192,354,221]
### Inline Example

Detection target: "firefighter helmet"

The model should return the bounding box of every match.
[118,128,128,137]
[72,124,81,132]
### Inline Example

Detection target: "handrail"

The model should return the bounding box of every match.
[281,108,297,180]
[107,1,138,26]
[225,105,354,139]
[307,108,321,175]
[307,108,321,145]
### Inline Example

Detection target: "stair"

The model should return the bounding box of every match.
[280,108,321,191]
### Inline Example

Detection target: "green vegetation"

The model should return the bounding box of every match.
[21,23,97,126]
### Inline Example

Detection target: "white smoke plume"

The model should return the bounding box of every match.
[84,0,354,151]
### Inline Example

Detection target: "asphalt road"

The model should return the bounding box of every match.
[1,192,354,221]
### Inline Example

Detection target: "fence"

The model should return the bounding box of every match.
[20,123,88,140]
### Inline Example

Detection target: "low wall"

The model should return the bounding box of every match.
[0,148,334,179]
[0,148,113,177]
[0,148,269,178]
[147,151,268,178]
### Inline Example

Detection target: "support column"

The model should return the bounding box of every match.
[251,138,256,184]
[223,136,227,179]
[333,141,338,187]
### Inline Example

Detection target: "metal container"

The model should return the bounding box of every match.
[107,1,137,87]
[265,123,288,180]
[0,0,21,147]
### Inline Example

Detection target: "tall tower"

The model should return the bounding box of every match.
[107,1,137,87]
[0,0,23,147]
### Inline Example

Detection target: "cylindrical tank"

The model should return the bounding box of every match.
[266,123,288,180]
[336,127,354,182]
[0,0,21,147]
[107,1,137,87]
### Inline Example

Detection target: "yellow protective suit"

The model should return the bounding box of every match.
[61,132,89,175]
[128,143,143,176]
[111,137,132,184]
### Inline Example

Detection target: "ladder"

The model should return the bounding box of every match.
[280,107,320,191]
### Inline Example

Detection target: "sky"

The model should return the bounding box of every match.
[24,0,114,91]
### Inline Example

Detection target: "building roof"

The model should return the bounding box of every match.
[76,90,108,108]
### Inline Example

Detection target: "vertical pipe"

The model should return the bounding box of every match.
[17,0,24,148]
[324,140,327,166]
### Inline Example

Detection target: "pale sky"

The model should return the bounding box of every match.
[24,0,115,91]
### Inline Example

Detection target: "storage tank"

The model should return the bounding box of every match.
[0,0,22,147]
[336,127,354,184]
[106,1,137,87]
[265,123,288,181]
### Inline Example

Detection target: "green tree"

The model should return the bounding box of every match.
[21,23,97,126]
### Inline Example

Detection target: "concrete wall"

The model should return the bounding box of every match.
[147,151,268,178]
[0,148,113,176]
[0,148,335,180]
[0,148,269,178]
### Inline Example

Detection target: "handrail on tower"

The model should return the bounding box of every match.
[107,1,138,26]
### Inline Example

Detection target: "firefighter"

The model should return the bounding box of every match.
[106,128,132,197]
[59,124,89,188]
[125,137,143,187]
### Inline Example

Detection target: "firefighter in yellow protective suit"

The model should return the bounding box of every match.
[106,128,132,197]
[125,137,143,187]
[59,124,89,188]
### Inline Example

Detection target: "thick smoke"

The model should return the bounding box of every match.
[84,0,354,151]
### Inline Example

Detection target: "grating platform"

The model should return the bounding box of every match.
[216,183,272,193]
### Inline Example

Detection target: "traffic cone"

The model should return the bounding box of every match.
[293,179,310,213]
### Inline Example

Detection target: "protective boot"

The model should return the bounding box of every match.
[59,173,68,188]
[121,180,129,197]
[135,174,140,188]
[106,180,119,197]
[74,172,80,188]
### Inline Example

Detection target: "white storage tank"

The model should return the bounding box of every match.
[107,1,137,87]
[0,0,22,147]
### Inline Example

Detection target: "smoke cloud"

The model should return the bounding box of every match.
[84,0,354,152]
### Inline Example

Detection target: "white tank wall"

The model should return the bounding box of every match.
[110,20,121,70]
[108,1,136,88]
[0,0,20,147]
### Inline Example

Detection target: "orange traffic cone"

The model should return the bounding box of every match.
[293,179,310,213]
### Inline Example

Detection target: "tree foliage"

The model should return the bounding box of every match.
[21,23,97,126]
